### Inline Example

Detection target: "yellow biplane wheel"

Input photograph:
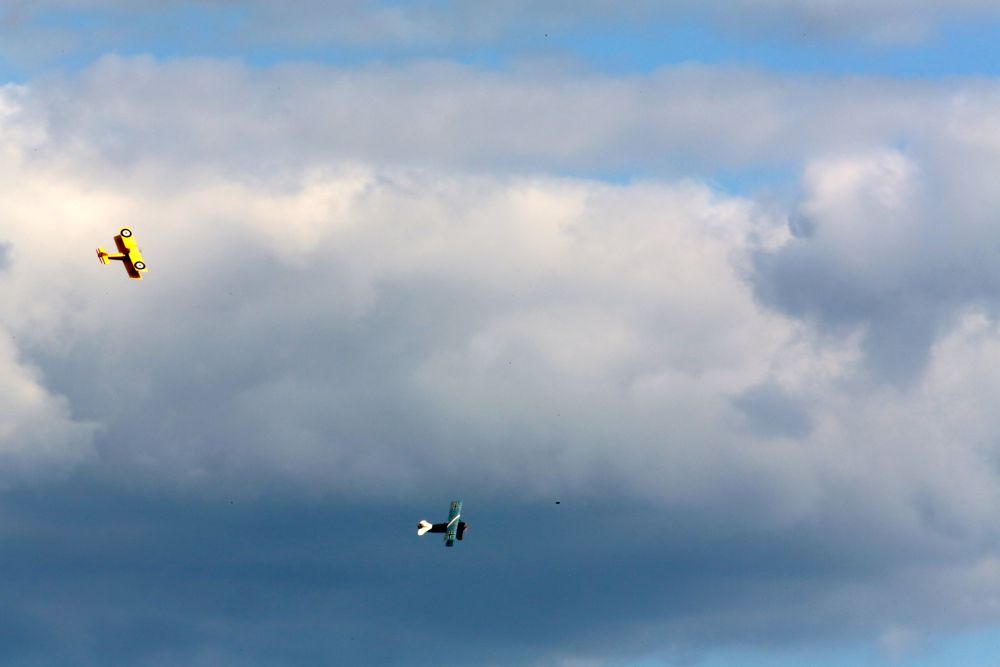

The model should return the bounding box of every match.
[120,228,132,237]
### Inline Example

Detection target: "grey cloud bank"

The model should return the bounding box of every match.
[753,148,1000,382]
[3,58,1000,665]
[1,57,958,176]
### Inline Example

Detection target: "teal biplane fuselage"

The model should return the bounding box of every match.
[417,500,468,547]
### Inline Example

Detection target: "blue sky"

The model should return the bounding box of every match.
[4,2,1000,666]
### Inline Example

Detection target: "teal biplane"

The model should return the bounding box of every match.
[417,500,468,547]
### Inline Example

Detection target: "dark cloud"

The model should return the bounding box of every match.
[0,479,982,666]
[752,239,949,384]
[732,382,813,439]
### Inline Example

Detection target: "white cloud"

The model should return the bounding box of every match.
[2,57,1000,524]
[0,57,960,179]
[0,149,795,501]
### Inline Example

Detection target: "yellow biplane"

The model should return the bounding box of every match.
[96,228,148,280]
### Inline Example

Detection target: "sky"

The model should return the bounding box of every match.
[6,1,1000,665]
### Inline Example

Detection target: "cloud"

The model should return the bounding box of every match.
[1,56,959,179]
[753,141,1000,383]
[0,148,793,505]
[0,334,95,484]
[3,58,1000,664]
[732,381,813,439]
